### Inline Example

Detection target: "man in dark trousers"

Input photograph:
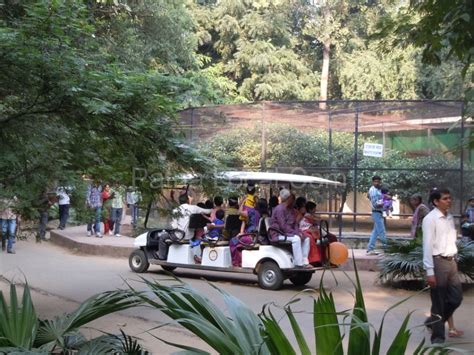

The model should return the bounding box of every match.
[422,188,463,344]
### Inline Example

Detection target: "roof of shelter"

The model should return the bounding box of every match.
[179,100,468,138]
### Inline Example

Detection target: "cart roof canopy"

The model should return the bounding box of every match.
[180,171,343,187]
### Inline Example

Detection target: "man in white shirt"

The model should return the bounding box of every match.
[56,186,71,230]
[422,188,463,344]
[157,193,211,260]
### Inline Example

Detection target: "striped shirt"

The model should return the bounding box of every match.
[368,186,382,211]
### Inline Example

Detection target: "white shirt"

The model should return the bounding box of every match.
[56,188,70,205]
[170,204,211,239]
[422,207,458,276]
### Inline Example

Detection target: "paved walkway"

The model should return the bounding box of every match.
[49,223,386,271]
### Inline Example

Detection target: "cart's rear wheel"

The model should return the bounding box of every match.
[129,249,150,273]
[289,272,313,286]
[161,265,177,272]
[257,261,284,290]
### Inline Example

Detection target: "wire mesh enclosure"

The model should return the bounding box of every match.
[179,100,472,227]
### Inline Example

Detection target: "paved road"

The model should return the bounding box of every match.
[1,238,473,354]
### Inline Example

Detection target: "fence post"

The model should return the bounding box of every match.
[261,102,267,172]
[353,102,360,232]
[460,101,465,214]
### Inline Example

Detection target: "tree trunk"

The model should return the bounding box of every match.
[319,40,330,110]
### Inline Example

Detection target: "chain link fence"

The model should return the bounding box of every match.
[179,100,472,232]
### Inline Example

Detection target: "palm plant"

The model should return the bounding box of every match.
[379,240,474,284]
[0,283,145,354]
[131,259,466,354]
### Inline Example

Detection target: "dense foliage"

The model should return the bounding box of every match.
[0,0,217,217]
[0,0,471,218]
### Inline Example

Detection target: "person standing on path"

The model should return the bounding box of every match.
[56,186,71,230]
[409,193,430,240]
[422,188,463,344]
[110,181,125,237]
[37,191,55,242]
[126,186,141,228]
[0,195,19,254]
[86,180,102,237]
[366,175,387,255]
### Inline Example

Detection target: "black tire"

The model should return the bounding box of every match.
[161,265,177,272]
[257,261,284,290]
[289,272,313,286]
[129,249,150,273]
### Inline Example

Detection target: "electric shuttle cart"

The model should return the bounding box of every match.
[129,171,343,290]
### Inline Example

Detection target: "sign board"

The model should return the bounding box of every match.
[363,143,384,157]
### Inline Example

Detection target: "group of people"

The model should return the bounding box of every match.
[367,175,467,344]
[156,184,325,269]
[85,180,141,238]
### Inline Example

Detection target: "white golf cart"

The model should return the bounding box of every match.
[129,171,343,290]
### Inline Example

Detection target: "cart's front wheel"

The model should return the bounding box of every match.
[258,261,284,290]
[129,249,150,273]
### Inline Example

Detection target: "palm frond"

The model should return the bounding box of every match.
[0,283,38,349]
[134,278,267,354]
[259,305,296,355]
[379,240,474,284]
[348,255,370,355]
[313,288,344,355]
[457,240,474,281]
[75,330,149,355]
[34,289,140,349]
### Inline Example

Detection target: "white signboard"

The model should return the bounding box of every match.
[363,143,384,157]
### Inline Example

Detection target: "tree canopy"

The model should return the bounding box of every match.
[0,0,216,215]
[0,0,471,216]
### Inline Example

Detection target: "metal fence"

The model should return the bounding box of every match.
[179,100,472,230]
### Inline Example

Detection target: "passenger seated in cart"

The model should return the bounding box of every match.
[230,198,270,267]
[208,209,225,240]
[157,193,211,260]
[300,201,323,265]
[239,183,257,223]
[295,196,307,224]
[269,189,311,269]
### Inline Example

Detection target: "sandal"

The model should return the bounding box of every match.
[448,328,464,338]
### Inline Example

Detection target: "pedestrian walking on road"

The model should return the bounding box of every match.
[56,186,71,230]
[366,175,387,255]
[409,193,430,240]
[36,190,55,242]
[86,180,102,237]
[110,181,125,237]
[126,186,141,228]
[0,195,19,254]
[422,188,463,344]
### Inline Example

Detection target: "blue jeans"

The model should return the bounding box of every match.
[111,208,123,234]
[367,211,387,251]
[130,204,139,226]
[1,218,16,251]
[87,207,101,234]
